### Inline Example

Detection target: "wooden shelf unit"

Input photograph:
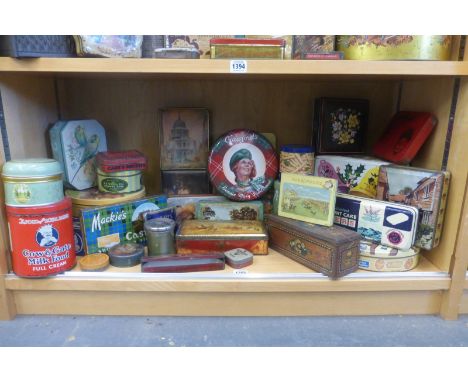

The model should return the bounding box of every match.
[1,52,468,320]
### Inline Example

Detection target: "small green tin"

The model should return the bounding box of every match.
[97,168,142,194]
[2,158,64,206]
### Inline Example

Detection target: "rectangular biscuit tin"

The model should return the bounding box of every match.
[195,200,264,221]
[176,220,268,255]
[210,38,285,59]
[334,193,419,250]
[264,214,360,278]
[376,165,450,250]
[314,155,389,198]
[81,195,167,254]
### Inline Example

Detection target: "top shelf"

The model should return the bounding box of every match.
[1,58,468,79]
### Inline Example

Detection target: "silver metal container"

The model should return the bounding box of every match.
[144,218,176,257]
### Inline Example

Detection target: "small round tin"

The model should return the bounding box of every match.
[79,253,110,272]
[208,129,278,201]
[97,168,142,194]
[6,197,76,277]
[144,218,176,257]
[108,243,145,267]
[280,144,314,175]
[359,241,420,272]
[2,158,64,207]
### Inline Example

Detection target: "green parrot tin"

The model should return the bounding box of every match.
[49,119,107,190]
[2,158,64,206]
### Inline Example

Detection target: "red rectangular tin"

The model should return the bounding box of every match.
[96,150,147,173]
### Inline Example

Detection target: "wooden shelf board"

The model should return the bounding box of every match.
[1,58,468,78]
[5,250,450,293]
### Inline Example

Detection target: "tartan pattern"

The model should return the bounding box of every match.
[81,195,167,254]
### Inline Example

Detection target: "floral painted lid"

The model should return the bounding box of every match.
[208,129,278,201]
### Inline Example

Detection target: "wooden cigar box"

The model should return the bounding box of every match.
[176,220,268,255]
[141,253,225,273]
[264,214,360,278]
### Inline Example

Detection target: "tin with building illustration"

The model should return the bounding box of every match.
[6,197,76,277]
[2,158,64,207]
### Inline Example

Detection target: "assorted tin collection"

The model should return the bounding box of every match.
[0,35,454,280]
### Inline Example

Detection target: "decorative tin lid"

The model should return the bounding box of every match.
[65,187,146,207]
[224,248,254,266]
[359,241,419,258]
[144,218,175,233]
[79,253,110,271]
[108,243,145,267]
[208,129,278,201]
[2,158,62,179]
[96,150,147,173]
[280,144,314,154]
[177,220,267,240]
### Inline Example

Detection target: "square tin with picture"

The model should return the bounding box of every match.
[161,170,210,196]
[159,108,210,170]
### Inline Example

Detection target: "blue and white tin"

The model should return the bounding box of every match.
[49,119,107,190]
[1,158,64,207]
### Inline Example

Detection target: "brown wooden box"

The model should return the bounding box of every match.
[264,214,361,278]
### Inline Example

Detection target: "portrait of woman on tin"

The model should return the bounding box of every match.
[229,149,266,193]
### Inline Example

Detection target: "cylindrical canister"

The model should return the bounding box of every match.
[144,218,176,256]
[97,168,143,194]
[65,187,146,255]
[280,145,314,175]
[6,197,76,277]
[1,158,64,206]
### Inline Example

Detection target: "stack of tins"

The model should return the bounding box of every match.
[1,159,76,277]
[65,187,146,255]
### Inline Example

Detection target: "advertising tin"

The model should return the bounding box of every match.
[334,193,419,251]
[97,168,142,194]
[359,241,420,272]
[376,165,450,250]
[195,200,264,221]
[336,35,452,61]
[65,187,146,255]
[208,129,278,201]
[2,158,64,207]
[264,214,360,278]
[246,35,293,59]
[6,197,76,277]
[315,155,389,198]
[280,145,315,175]
[96,150,147,173]
[165,35,235,59]
[292,35,335,59]
[81,194,167,254]
[210,38,285,59]
[167,195,227,224]
[176,220,268,255]
[49,119,107,190]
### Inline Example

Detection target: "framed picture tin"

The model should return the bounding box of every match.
[208,129,278,201]
[313,98,369,155]
[159,108,209,170]
[278,173,338,227]
[161,170,210,196]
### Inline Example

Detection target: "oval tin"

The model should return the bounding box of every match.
[358,241,420,272]
[208,129,278,201]
[97,169,142,194]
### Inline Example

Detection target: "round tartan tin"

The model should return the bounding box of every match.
[208,130,278,201]
[6,197,76,277]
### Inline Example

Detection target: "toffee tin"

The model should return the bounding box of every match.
[208,129,278,201]
[2,158,64,207]
[97,168,142,194]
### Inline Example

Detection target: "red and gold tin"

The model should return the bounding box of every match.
[6,197,76,277]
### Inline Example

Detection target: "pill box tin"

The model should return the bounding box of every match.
[2,158,64,207]
[224,248,254,269]
[376,165,450,250]
[49,119,107,190]
[96,150,147,173]
[359,241,420,272]
[176,220,268,255]
[336,35,452,61]
[81,195,167,254]
[315,155,389,198]
[6,197,76,277]
[97,168,142,194]
[264,214,360,278]
[208,129,278,201]
[79,253,110,272]
[334,193,419,250]
[195,200,264,221]
[108,243,145,267]
[210,38,285,59]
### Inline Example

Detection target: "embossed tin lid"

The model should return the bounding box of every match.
[224,248,254,268]
[2,158,63,179]
[208,129,278,201]
[108,243,145,267]
[65,187,146,207]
